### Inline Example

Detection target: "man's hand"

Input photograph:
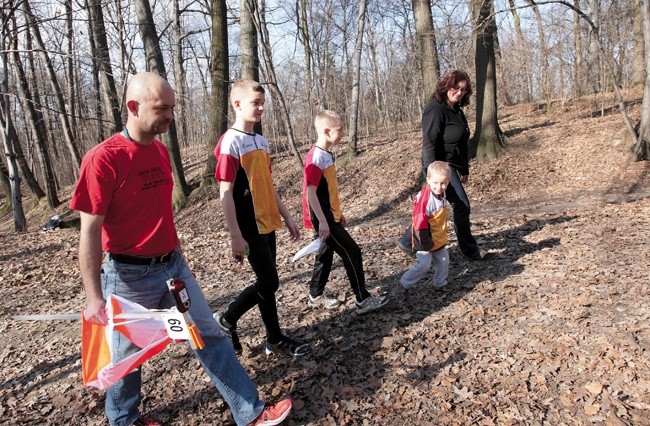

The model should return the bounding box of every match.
[84,296,108,325]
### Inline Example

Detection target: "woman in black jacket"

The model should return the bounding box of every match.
[421,69,486,260]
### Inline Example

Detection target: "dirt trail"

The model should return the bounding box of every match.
[1,93,649,425]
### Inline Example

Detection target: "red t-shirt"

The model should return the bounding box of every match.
[70,133,179,256]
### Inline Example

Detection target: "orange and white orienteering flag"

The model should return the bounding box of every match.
[81,294,203,390]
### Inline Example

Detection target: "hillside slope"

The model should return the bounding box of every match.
[1,92,649,425]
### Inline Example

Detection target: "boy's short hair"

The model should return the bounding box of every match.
[314,110,343,132]
[427,161,452,181]
[230,80,265,107]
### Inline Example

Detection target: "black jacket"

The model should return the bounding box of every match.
[421,99,471,176]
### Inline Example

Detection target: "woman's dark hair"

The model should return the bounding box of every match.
[431,69,473,107]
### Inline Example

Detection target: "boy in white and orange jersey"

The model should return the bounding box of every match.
[214,80,311,359]
[302,110,389,314]
[397,161,452,294]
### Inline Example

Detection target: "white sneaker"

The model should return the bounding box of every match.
[308,294,341,309]
[355,294,389,314]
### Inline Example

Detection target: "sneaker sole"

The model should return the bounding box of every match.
[307,301,341,309]
[264,345,312,359]
[355,298,389,315]
[255,402,292,426]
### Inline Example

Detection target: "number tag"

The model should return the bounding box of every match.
[162,311,190,340]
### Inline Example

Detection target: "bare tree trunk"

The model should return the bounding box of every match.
[507,0,531,103]
[574,0,585,97]
[0,112,26,231]
[88,0,123,135]
[633,0,650,160]
[367,25,386,125]
[65,0,77,135]
[297,0,315,140]
[470,0,506,161]
[412,0,440,99]
[0,160,11,206]
[6,11,50,202]
[10,44,58,206]
[525,0,551,112]
[0,102,47,201]
[173,0,188,148]
[22,0,81,171]
[86,1,104,143]
[255,0,302,167]
[240,0,262,135]
[634,0,646,87]
[347,0,368,160]
[200,0,229,189]
[0,9,26,231]
[134,0,189,209]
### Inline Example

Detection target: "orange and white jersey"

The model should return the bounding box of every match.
[214,129,281,234]
[302,146,342,229]
[412,185,448,251]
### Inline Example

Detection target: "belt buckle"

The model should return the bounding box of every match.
[160,251,173,263]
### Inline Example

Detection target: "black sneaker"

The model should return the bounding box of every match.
[215,312,243,355]
[466,250,493,261]
[265,336,312,358]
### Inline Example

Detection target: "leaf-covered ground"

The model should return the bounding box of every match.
[1,92,650,425]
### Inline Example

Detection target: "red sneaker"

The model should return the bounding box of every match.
[247,399,292,426]
[132,417,160,426]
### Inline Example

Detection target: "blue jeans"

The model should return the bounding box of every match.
[100,248,264,426]
[446,167,480,258]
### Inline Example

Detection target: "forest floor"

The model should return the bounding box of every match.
[1,90,650,426]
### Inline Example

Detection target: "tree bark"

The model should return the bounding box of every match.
[10,47,58,205]
[134,0,189,209]
[22,0,82,171]
[173,0,189,148]
[297,0,315,140]
[525,0,551,112]
[7,11,51,202]
[348,0,369,160]
[573,0,584,97]
[0,8,27,231]
[412,0,440,100]
[88,0,123,135]
[65,0,77,135]
[634,0,647,87]
[200,0,229,189]
[633,0,650,160]
[0,160,11,206]
[86,2,104,143]
[507,0,532,103]
[240,0,263,135]
[470,0,506,161]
